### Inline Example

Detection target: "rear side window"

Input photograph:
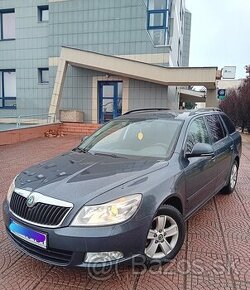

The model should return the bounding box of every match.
[205,114,226,143]
[220,114,236,134]
[186,117,210,153]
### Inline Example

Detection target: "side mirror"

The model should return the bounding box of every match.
[185,143,214,158]
[81,136,89,143]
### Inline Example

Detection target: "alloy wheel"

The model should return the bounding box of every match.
[230,163,238,189]
[145,215,179,259]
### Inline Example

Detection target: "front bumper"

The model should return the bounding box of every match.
[3,200,151,268]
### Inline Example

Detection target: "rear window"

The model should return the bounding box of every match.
[205,114,226,143]
[220,114,236,134]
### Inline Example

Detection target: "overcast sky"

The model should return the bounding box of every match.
[185,0,250,79]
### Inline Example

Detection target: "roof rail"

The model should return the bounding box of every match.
[123,108,171,115]
[189,107,222,115]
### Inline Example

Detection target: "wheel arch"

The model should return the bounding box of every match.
[235,155,240,166]
[162,195,183,215]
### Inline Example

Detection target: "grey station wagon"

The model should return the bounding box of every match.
[3,108,241,267]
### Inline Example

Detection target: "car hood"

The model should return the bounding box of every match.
[15,151,169,205]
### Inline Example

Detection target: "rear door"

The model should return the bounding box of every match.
[205,114,233,192]
[183,116,217,216]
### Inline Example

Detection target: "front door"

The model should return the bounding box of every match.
[183,116,217,216]
[98,81,123,124]
[204,114,233,192]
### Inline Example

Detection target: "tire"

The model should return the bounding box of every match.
[222,160,239,194]
[144,205,185,266]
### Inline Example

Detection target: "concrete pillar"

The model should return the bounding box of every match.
[206,89,219,107]
[48,58,68,120]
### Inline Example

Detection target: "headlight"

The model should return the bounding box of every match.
[71,194,142,226]
[7,178,16,204]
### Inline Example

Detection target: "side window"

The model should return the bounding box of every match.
[220,114,236,134]
[205,114,226,143]
[186,117,210,153]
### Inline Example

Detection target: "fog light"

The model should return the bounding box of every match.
[84,251,123,263]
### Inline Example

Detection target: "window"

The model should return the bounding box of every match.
[220,114,236,134]
[38,68,49,83]
[178,38,181,66]
[79,119,183,159]
[205,115,226,143]
[146,0,170,46]
[148,11,166,29]
[38,6,49,22]
[148,0,167,10]
[186,117,210,153]
[0,9,15,40]
[0,70,16,109]
[179,0,183,19]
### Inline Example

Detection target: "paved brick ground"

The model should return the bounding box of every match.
[0,135,249,290]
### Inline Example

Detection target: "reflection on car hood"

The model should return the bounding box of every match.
[15,151,168,204]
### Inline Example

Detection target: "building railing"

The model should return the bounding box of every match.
[16,113,56,128]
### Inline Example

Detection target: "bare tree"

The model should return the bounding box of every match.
[220,65,250,132]
[238,76,250,131]
[219,88,240,128]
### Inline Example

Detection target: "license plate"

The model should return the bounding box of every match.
[9,219,47,249]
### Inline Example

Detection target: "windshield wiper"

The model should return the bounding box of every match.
[73,147,91,154]
[93,151,120,158]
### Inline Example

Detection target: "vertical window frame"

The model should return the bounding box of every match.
[0,9,15,41]
[0,69,17,109]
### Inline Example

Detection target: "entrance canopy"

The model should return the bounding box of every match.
[49,47,219,117]
[62,46,218,88]
[180,88,206,103]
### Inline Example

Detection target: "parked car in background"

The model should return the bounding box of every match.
[3,108,241,267]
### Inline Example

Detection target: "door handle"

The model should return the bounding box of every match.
[230,145,234,151]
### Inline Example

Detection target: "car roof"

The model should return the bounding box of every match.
[120,108,222,121]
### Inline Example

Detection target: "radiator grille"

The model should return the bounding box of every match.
[10,191,71,226]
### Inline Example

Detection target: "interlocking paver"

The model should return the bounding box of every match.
[185,251,232,278]
[0,219,7,243]
[234,281,250,290]
[136,250,186,290]
[42,266,88,288]
[0,240,23,273]
[0,134,250,289]
[186,274,235,290]
[85,266,137,289]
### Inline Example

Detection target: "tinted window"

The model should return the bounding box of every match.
[205,115,226,143]
[186,117,210,153]
[221,114,236,134]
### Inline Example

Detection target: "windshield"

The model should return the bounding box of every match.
[77,118,183,159]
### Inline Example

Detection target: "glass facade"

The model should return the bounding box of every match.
[146,0,171,46]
